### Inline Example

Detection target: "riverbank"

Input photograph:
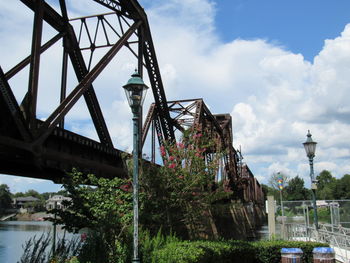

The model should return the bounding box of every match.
[15,212,53,221]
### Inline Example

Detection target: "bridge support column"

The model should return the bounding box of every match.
[267,195,276,240]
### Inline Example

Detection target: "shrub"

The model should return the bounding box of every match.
[149,239,328,263]
[140,229,180,263]
[151,240,255,263]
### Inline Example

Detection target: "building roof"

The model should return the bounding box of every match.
[46,195,71,202]
[13,196,40,202]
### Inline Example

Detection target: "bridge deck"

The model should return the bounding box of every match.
[0,125,128,182]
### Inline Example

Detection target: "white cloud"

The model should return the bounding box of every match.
[1,0,349,193]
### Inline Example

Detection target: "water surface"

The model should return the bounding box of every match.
[0,221,75,263]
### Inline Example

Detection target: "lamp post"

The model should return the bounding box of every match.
[303,130,318,230]
[123,70,149,263]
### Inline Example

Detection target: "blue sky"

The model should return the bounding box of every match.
[0,0,350,193]
[214,0,350,62]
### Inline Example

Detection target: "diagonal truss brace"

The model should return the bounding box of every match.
[35,20,142,145]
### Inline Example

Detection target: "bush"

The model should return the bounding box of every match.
[151,240,254,263]
[140,229,180,263]
[149,239,328,263]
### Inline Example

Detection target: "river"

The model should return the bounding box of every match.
[0,221,76,263]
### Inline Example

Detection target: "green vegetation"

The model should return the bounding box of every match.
[19,232,81,263]
[144,239,326,263]
[10,130,345,262]
[262,170,350,201]
[0,184,12,216]
[19,231,328,263]
[45,131,231,262]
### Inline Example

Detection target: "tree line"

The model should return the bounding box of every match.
[262,170,350,201]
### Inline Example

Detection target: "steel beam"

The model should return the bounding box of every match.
[27,0,44,130]
[5,33,64,81]
[35,20,142,145]
[60,0,113,147]
[0,68,31,141]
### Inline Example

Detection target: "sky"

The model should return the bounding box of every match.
[0,0,350,193]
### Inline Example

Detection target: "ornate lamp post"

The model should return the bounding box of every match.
[123,70,149,263]
[303,130,318,230]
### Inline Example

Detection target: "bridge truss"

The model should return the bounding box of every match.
[0,0,263,203]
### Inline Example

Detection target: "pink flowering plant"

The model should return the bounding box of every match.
[155,129,230,238]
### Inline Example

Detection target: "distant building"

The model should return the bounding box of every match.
[12,196,40,213]
[12,196,40,209]
[46,195,71,210]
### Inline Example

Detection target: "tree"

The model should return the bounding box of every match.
[333,174,350,199]
[0,184,13,215]
[316,170,336,200]
[141,130,227,239]
[261,184,278,200]
[284,176,309,201]
[24,189,42,199]
[51,170,133,262]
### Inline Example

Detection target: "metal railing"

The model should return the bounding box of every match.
[284,223,350,262]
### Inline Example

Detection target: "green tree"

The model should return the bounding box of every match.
[0,184,13,215]
[261,183,278,200]
[284,176,309,201]
[316,170,336,200]
[25,189,41,199]
[333,174,350,199]
[52,170,133,262]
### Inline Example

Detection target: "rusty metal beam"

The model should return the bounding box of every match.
[92,0,175,143]
[5,32,64,81]
[0,68,31,141]
[60,0,114,147]
[35,20,142,145]
[27,0,44,130]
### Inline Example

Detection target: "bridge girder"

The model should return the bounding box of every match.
[0,0,174,181]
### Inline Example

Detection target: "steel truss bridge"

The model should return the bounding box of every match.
[0,0,263,203]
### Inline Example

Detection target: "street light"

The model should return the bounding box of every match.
[303,130,318,230]
[123,70,149,263]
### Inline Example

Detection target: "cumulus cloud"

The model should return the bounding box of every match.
[1,0,349,192]
[143,0,350,184]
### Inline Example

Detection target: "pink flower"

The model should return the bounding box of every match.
[169,155,175,161]
[195,153,201,158]
[178,176,184,179]
[120,184,131,192]
[168,163,176,169]
[161,151,166,157]
[81,233,87,242]
[193,133,202,139]
[177,142,185,149]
